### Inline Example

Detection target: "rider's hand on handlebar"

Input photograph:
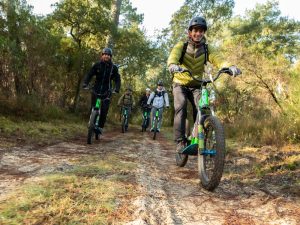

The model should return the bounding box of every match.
[228,66,242,77]
[169,64,184,73]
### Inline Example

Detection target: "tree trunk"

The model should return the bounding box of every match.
[73,74,82,112]
[6,0,26,96]
[106,0,122,48]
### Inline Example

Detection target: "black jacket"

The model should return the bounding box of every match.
[139,94,150,108]
[83,60,121,95]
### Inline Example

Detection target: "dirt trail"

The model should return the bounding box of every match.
[0,128,299,224]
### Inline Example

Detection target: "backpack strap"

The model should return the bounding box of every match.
[162,91,165,102]
[123,94,132,105]
[204,43,209,65]
[151,90,165,105]
[179,42,209,65]
[122,94,125,104]
[179,42,188,64]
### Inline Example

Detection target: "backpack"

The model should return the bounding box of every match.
[179,42,209,65]
[122,94,133,106]
[150,90,165,105]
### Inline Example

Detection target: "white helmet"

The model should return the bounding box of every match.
[146,88,151,92]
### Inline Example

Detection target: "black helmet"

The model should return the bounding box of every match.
[102,47,112,56]
[157,80,163,86]
[188,16,207,31]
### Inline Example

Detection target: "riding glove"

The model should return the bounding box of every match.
[228,66,241,77]
[169,64,184,73]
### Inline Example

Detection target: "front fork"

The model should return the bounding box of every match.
[88,108,100,128]
[189,110,208,155]
[152,109,160,127]
[190,112,204,145]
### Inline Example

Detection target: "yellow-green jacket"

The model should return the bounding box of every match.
[167,38,224,86]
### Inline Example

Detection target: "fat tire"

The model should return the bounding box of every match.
[175,119,190,167]
[175,153,188,167]
[141,118,146,132]
[87,110,97,144]
[198,116,225,191]
[153,119,158,140]
[121,116,126,133]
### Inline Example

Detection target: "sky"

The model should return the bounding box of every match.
[27,0,300,36]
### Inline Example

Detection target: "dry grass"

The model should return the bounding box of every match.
[225,141,300,197]
[0,115,86,146]
[0,155,138,225]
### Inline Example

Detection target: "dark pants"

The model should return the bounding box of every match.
[172,83,201,142]
[91,93,110,128]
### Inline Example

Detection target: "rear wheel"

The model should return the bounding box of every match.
[87,110,97,144]
[141,117,146,132]
[175,119,189,167]
[198,116,225,191]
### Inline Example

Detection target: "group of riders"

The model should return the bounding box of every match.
[82,16,241,151]
[116,82,170,132]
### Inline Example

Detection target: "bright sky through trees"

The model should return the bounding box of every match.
[27,0,300,36]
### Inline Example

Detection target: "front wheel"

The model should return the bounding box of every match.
[175,119,190,167]
[152,118,158,140]
[87,110,97,144]
[141,117,147,132]
[121,116,127,133]
[198,116,225,191]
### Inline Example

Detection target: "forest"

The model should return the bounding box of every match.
[0,1,300,224]
[0,0,300,145]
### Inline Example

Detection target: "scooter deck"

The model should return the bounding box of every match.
[181,143,198,155]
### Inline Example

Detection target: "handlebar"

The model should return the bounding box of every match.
[142,104,152,109]
[82,86,114,97]
[182,67,240,85]
[151,106,166,110]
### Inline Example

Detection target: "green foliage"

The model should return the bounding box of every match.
[0,0,300,146]
[52,0,111,49]
[229,1,300,60]
[217,1,300,145]
[120,0,144,28]
[167,0,234,44]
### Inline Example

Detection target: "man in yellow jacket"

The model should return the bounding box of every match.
[167,16,240,151]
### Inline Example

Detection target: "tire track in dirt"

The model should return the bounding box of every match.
[124,128,300,225]
[0,127,299,224]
